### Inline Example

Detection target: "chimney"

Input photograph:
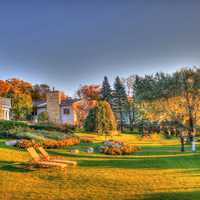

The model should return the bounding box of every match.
[47,90,61,124]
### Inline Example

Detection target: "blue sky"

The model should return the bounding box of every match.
[0,0,200,96]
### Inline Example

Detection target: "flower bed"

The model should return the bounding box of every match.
[43,137,80,148]
[16,137,80,149]
[16,139,41,149]
[99,140,140,155]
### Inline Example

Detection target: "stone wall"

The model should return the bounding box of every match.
[47,91,61,124]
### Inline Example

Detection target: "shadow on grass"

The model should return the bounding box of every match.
[77,154,200,170]
[0,160,33,173]
[138,190,200,200]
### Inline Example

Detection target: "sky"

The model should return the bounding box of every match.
[0,0,200,96]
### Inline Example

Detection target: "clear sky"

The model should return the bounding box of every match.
[0,0,200,96]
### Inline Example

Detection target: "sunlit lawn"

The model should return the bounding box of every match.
[1,134,200,200]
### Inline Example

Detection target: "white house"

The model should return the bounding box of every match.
[0,97,11,120]
[33,91,78,125]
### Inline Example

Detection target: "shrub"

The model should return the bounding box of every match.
[38,111,49,123]
[100,140,140,155]
[80,137,93,143]
[29,123,76,133]
[43,137,80,148]
[15,132,45,141]
[16,139,41,149]
[103,144,139,155]
[0,120,28,132]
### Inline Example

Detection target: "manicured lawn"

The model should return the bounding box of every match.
[1,134,200,200]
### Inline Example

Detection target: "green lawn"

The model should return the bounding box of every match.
[1,134,200,200]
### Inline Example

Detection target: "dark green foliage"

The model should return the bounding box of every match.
[84,108,96,132]
[101,76,113,104]
[112,76,128,131]
[0,120,28,131]
[133,67,200,137]
[29,123,76,133]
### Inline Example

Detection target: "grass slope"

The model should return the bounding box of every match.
[0,134,200,200]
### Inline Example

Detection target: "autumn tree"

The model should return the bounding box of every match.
[5,78,33,120]
[32,84,50,100]
[12,93,32,120]
[0,80,10,97]
[134,67,200,139]
[73,85,101,127]
[77,84,101,100]
[6,78,32,96]
[96,101,117,135]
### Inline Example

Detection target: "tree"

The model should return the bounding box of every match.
[3,78,33,120]
[0,80,10,97]
[73,100,97,127]
[96,101,117,135]
[122,75,137,131]
[101,76,112,104]
[113,76,128,132]
[32,84,50,100]
[38,111,49,123]
[84,108,96,132]
[134,67,200,151]
[12,94,32,120]
[6,78,32,96]
[0,106,3,119]
[74,84,101,127]
[77,84,101,100]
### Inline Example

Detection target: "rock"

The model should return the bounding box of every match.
[104,141,113,147]
[5,140,19,146]
[86,147,94,153]
[70,149,80,154]
[99,145,105,153]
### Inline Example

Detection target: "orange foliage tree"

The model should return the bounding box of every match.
[73,85,101,127]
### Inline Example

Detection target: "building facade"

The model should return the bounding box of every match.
[0,97,11,120]
[33,90,78,125]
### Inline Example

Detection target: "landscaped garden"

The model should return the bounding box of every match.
[1,68,200,199]
[1,126,200,200]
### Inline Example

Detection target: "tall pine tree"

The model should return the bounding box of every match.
[101,76,112,105]
[113,76,128,132]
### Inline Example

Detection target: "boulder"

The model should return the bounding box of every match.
[99,145,105,153]
[86,147,94,153]
[70,149,80,154]
[5,140,19,146]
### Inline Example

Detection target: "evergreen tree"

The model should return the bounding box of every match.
[113,76,128,132]
[84,108,96,132]
[101,76,112,104]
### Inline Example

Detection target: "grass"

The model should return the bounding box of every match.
[1,133,200,200]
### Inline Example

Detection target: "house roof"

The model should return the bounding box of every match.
[32,100,47,108]
[60,98,79,106]
[33,98,79,108]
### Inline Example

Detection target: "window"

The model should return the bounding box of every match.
[63,108,70,115]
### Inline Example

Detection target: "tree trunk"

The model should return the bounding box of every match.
[188,108,194,134]
[128,109,133,131]
[180,136,185,152]
[119,111,123,132]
